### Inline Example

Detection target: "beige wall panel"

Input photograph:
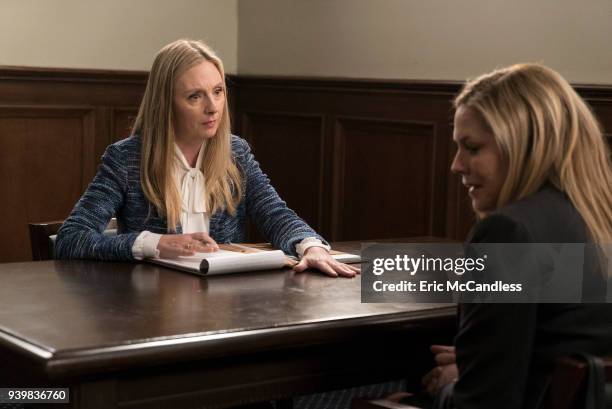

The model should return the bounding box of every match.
[237,0,612,83]
[0,0,238,72]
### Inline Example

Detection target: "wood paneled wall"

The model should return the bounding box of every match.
[233,77,612,243]
[1,67,611,261]
[0,67,146,261]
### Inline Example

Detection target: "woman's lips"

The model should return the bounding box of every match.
[466,185,481,195]
[202,119,216,128]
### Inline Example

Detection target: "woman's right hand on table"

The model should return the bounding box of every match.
[157,232,219,258]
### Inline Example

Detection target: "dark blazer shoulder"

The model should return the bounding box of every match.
[471,186,588,244]
[109,134,141,154]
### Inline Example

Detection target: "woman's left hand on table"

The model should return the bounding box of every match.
[293,246,360,278]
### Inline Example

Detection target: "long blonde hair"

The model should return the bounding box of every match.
[455,63,612,246]
[132,39,242,231]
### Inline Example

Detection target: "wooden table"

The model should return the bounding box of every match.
[0,241,456,408]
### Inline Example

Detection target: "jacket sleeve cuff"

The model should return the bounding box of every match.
[295,237,331,258]
[132,231,162,260]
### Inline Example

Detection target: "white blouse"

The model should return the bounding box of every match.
[131,143,327,259]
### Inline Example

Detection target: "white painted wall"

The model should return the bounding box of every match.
[1,0,610,83]
[0,0,238,72]
[237,0,612,83]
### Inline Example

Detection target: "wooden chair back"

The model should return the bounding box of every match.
[28,220,63,261]
[546,355,612,409]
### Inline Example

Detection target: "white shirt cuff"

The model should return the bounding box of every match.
[295,237,330,258]
[132,231,162,260]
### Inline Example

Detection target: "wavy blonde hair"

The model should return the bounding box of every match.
[455,63,612,246]
[132,39,242,231]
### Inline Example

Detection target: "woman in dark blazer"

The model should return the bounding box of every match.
[402,64,612,409]
[55,39,358,278]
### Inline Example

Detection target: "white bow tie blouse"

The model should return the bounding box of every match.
[175,142,209,234]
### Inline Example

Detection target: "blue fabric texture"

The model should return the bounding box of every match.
[56,134,326,260]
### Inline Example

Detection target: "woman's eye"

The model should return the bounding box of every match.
[214,88,224,95]
[460,141,480,154]
[188,94,200,100]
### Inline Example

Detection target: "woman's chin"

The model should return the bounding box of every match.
[202,130,218,139]
[472,203,495,219]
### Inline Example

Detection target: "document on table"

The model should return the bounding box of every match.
[148,243,361,276]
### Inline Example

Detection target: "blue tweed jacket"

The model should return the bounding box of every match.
[55,135,325,260]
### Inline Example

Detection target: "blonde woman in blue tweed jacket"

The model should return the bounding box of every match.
[56,39,358,278]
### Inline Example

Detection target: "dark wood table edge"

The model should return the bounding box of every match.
[0,305,456,379]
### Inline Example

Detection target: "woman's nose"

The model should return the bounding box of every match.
[203,96,218,114]
[451,151,467,175]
